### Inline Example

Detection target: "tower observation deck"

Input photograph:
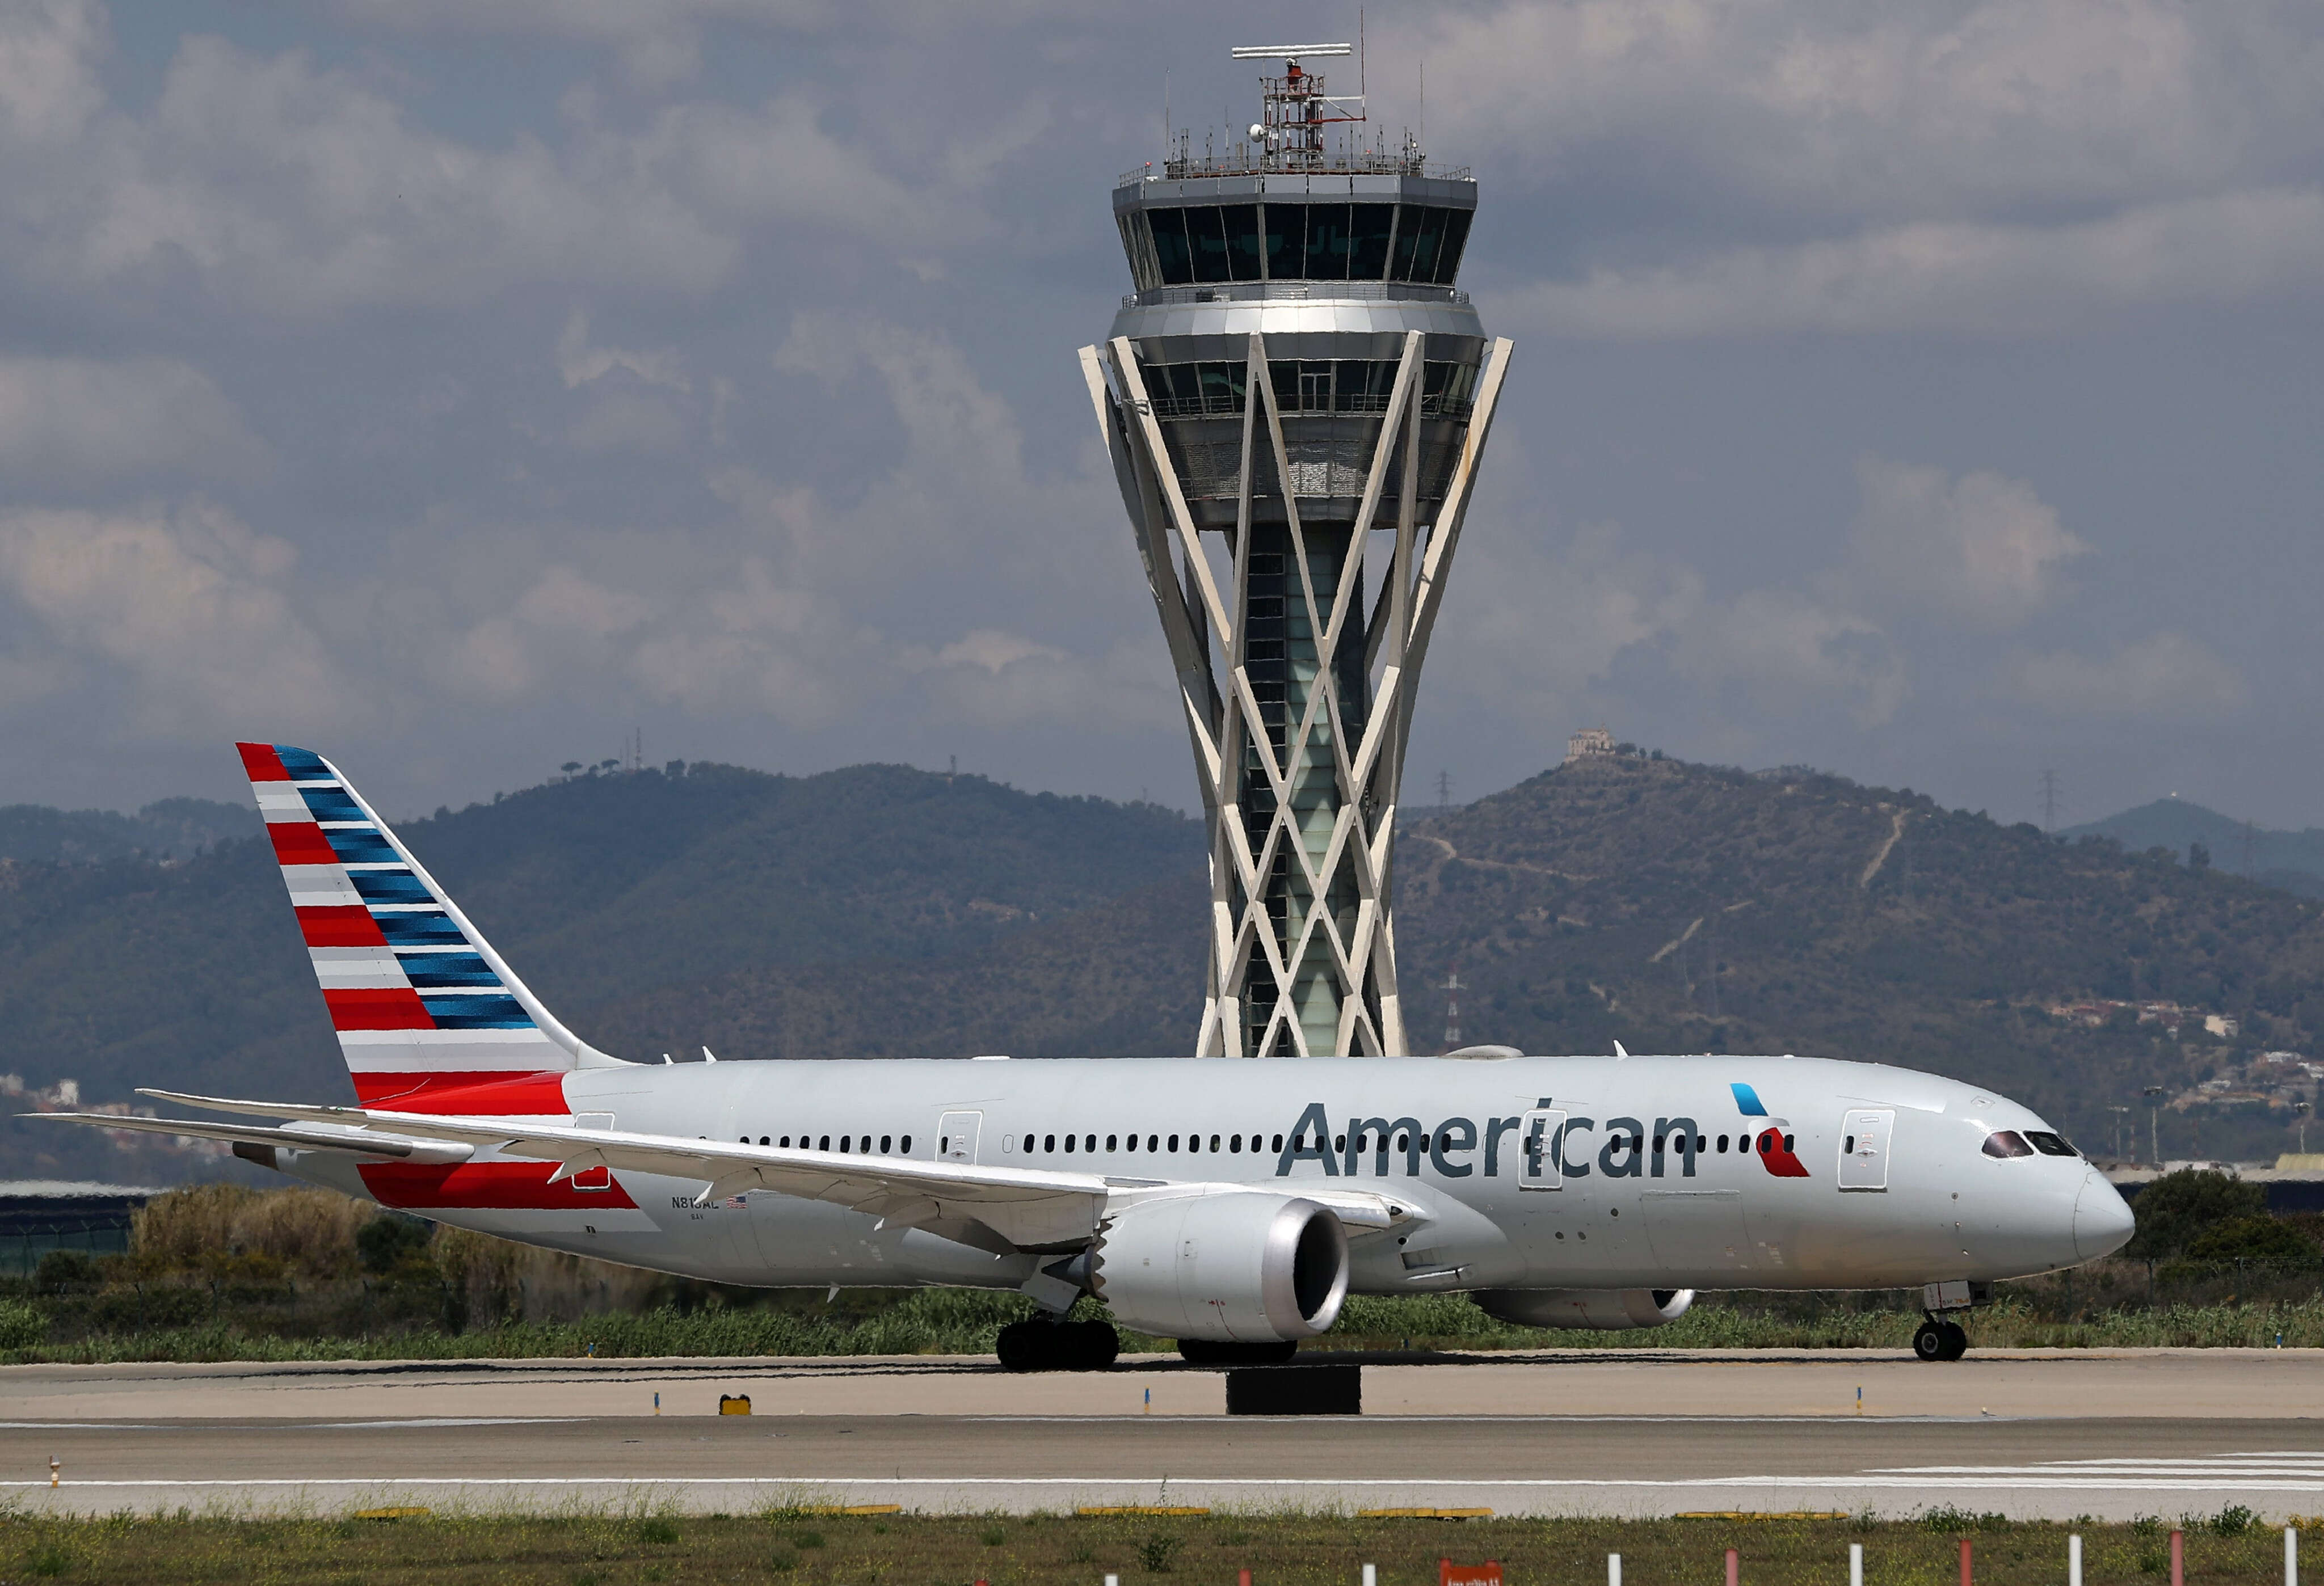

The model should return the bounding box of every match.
[1079,45,1514,1058]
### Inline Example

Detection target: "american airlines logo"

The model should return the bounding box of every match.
[1273,1091,1807,1182]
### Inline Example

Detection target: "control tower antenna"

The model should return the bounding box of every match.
[1081,45,1515,1057]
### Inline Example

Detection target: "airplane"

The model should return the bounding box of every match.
[49,743,2138,1371]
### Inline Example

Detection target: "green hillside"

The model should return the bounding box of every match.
[1396,758,2324,1158]
[6,752,2322,1184]
[0,798,255,864]
[0,761,1203,1180]
[2064,798,2324,899]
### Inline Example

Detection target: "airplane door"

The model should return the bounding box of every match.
[1517,1110,1567,1190]
[1838,1108,1893,1191]
[938,1112,983,1164]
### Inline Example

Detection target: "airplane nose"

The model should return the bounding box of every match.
[2074,1170,2137,1261]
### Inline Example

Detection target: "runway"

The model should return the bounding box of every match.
[9,1349,2323,1520]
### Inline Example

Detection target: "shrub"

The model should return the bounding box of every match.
[0,1300,47,1349]
[1138,1534,1184,1572]
[633,1517,679,1545]
[355,1214,435,1276]
[2128,1171,2267,1262]
[35,1250,100,1293]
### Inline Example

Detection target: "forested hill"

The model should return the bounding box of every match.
[1394,757,2324,1158]
[0,761,1205,1180]
[6,752,2322,1183]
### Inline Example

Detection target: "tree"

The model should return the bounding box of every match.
[2188,1214,2319,1270]
[2125,1169,2266,1260]
[2190,841,2213,871]
[559,762,583,780]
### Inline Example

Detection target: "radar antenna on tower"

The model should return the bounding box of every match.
[1229,42,1365,173]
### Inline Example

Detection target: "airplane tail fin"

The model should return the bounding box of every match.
[236,743,628,1112]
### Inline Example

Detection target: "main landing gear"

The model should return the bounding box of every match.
[1913,1317,1969,1362]
[996,1317,1119,1372]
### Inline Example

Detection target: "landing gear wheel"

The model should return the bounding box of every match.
[1178,1338,1299,1366]
[1069,1319,1120,1371]
[996,1319,1043,1372]
[1914,1319,1970,1361]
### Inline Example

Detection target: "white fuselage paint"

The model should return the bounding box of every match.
[281,1053,2132,1296]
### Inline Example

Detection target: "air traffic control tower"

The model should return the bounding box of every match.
[1080,45,1513,1060]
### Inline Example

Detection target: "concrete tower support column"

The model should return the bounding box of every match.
[1080,323,1512,1057]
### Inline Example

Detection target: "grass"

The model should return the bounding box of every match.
[11,1283,2324,1365]
[0,1508,2312,1585]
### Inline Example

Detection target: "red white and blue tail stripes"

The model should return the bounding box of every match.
[237,743,588,1113]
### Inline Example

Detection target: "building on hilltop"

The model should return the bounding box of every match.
[1565,727,1615,765]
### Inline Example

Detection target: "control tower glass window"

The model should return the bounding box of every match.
[1349,205,1395,278]
[1149,208,1193,285]
[1126,202,1475,287]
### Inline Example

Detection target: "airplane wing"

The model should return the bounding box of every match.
[54,1091,1409,1254]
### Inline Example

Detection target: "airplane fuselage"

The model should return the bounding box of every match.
[280,1052,2130,1297]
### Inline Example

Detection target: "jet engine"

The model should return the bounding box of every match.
[1472,1288,1695,1331]
[1092,1192,1349,1342]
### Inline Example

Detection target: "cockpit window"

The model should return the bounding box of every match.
[2024,1131,2077,1157]
[1981,1130,2034,1158]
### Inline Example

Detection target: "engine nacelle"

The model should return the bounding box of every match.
[1473,1288,1695,1331]
[1092,1192,1350,1343]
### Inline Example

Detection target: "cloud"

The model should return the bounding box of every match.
[555,309,688,392]
[1839,456,2088,629]
[1412,0,2324,223]
[1497,188,2324,338]
[0,356,267,486]
[1672,587,1909,728]
[2002,632,2247,719]
[0,501,345,732]
[0,0,104,144]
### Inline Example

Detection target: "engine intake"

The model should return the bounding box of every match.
[1473,1288,1695,1331]
[1093,1192,1349,1343]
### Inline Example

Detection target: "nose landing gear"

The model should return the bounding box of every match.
[1913,1317,1969,1362]
[996,1317,1120,1372]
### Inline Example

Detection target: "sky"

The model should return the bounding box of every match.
[1,0,2318,830]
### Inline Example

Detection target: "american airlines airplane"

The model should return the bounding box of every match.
[53,745,2137,1370]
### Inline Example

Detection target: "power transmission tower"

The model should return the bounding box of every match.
[1440,965,1463,1050]
[2039,768,2060,834]
[1437,770,1453,809]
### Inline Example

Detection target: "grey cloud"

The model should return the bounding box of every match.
[0,355,268,484]
[1837,457,2087,630]
[2001,632,2248,720]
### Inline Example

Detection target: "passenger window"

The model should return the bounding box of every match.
[1845,1135,1855,1153]
[1210,1134,1221,1151]
[881,1134,891,1153]
[1716,1135,1727,1153]
[900,1136,911,1153]
[1064,1134,1075,1153]
[819,1135,831,1151]
[1169,1134,1181,1151]
[840,1135,851,1153]
[780,1136,791,1148]
[1045,1133,1056,1153]
[1982,1130,2034,1158]
[1003,1134,1015,1153]
[1148,1134,1159,1151]
[1272,1133,1283,1152]
[1334,1134,1345,1153]
[1693,1136,1706,1153]
[1108,1134,1119,1151]
[759,1136,769,1146]
[1231,1134,1242,1152]
[1783,1134,1795,1152]
[1087,1134,1097,1152]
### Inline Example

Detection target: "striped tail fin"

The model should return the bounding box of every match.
[237,743,627,1112]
